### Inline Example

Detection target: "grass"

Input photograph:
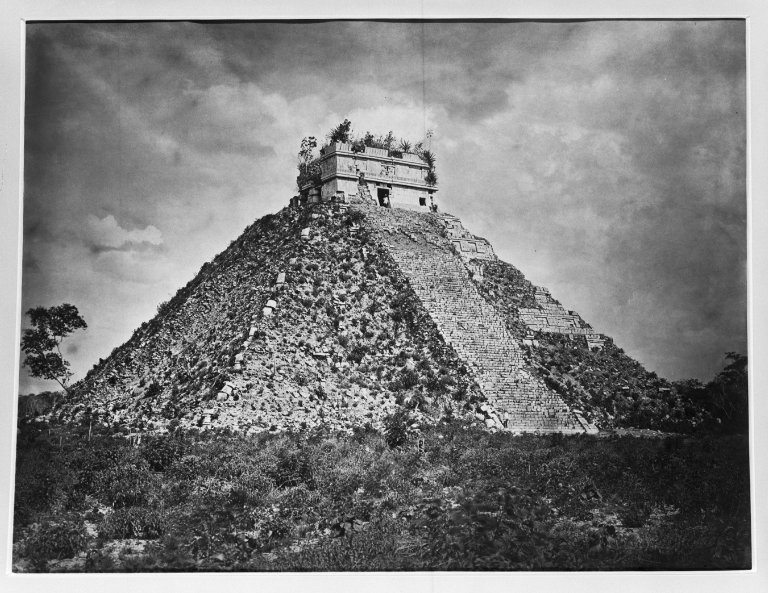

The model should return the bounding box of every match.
[12,419,751,572]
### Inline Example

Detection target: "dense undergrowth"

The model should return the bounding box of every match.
[13,419,750,572]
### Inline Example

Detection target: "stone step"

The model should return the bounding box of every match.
[355,202,583,433]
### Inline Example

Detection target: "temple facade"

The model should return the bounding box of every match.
[298,143,438,211]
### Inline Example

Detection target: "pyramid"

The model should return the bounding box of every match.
[51,182,676,435]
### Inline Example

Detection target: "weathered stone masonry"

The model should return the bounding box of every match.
[519,286,607,350]
[350,193,594,433]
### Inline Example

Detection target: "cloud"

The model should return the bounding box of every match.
[85,214,163,250]
[91,249,169,284]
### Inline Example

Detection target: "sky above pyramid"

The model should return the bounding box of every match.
[19,20,746,393]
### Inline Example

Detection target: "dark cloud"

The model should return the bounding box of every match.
[19,20,746,392]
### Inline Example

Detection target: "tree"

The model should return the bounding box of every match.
[383,131,396,151]
[674,353,749,433]
[362,131,376,147]
[296,136,321,190]
[297,136,317,168]
[350,138,366,153]
[707,352,748,433]
[424,128,434,149]
[420,149,436,169]
[328,119,353,144]
[21,304,87,394]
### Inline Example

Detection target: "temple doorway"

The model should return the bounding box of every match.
[377,188,390,207]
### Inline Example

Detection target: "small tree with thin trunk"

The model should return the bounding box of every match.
[328,119,353,144]
[21,304,87,394]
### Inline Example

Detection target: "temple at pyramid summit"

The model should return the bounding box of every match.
[47,127,681,437]
[296,142,439,211]
[292,147,596,433]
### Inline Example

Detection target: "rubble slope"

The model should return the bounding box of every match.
[57,203,481,434]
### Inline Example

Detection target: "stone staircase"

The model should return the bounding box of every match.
[354,203,591,433]
[357,182,374,204]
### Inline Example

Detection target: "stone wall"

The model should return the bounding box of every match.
[518,286,604,347]
[320,144,429,186]
[320,177,359,202]
[314,143,436,211]
[433,213,496,261]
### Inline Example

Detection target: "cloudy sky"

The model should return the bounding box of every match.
[20,20,746,394]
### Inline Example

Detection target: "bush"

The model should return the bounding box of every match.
[84,549,116,571]
[619,501,652,528]
[406,392,427,411]
[93,462,156,509]
[400,369,419,389]
[229,470,273,505]
[11,422,752,571]
[140,434,186,472]
[270,449,315,489]
[23,520,88,568]
[99,507,167,540]
[13,461,60,530]
[350,139,366,153]
[347,210,366,224]
[383,409,410,449]
[451,383,468,402]
[348,344,369,364]
[411,487,556,570]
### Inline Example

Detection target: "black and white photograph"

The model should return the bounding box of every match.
[0,2,765,590]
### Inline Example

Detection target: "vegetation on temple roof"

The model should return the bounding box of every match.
[297,119,437,190]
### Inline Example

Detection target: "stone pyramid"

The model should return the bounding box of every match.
[52,183,673,435]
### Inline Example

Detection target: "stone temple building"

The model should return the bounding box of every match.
[298,142,438,211]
